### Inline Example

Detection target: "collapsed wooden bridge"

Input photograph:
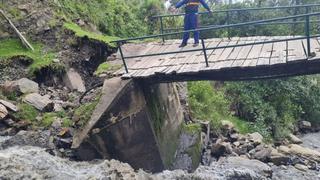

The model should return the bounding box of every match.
[113,5,320,82]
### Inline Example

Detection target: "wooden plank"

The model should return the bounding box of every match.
[303,38,320,60]
[129,43,164,69]
[201,38,223,60]
[175,39,221,74]
[216,37,246,69]
[124,42,157,69]
[270,38,287,65]
[131,43,170,70]
[256,40,273,66]
[231,37,255,67]
[210,37,240,70]
[163,44,199,66]
[207,38,231,63]
[136,66,168,77]
[178,62,205,74]
[155,40,184,67]
[145,40,180,68]
[217,37,240,61]
[242,36,266,67]
[176,39,223,74]
[287,39,307,62]
[163,65,183,75]
[309,38,320,60]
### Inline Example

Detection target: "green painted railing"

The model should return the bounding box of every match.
[113,6,320,74]
[154,4,320,41]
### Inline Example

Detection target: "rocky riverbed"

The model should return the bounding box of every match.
[301,132,320,151]
[1,128,320,179]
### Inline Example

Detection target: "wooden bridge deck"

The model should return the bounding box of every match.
[114,36,320,82]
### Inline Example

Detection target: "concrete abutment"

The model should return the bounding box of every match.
[72,77,201,172]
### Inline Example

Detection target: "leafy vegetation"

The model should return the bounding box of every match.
[226,76,320,140]
[188,81,254,134]
[74,99,100,128]
[14,103,38,123]
[42,112,58,127]
[94,62,122,75]
[57,0,164,38]
[42,111,72,128]
[188,76,320,141]
[0,38,60,75]
[182,123,202,169]
[63,22,119,47]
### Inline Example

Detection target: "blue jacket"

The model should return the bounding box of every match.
[175,0,210,14]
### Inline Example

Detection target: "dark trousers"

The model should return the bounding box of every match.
[182,13,199,44]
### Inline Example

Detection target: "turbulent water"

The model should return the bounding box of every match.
[0,134,320,180]
[0,145,149,179]
[0,136,10,144]
[300,132,320,151]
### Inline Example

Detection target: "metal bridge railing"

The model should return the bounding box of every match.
[113,12,320,74]
[154,4,320,42]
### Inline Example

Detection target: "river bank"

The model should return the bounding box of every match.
[1,130,319,179]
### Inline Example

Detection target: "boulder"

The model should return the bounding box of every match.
[294,164,308,172]
[0,128,17,136]
[299,121,312,131]
[23,93,54,112]
[248,132,263,145]
[14,120,31,129]
[288,134,302,144]
[211,139,233,158]
[63,68,86,93]
[278,145,290,154]
[270,154,290,166]
[217,156,273,179]
[251,145,272,162]
[1,78,39,95]
[221,120,235,135]
[270,148,290,165]
[288,144,320,163]
[233,141,240,147]
[0,104,8,119]
[0,130,54,150]
[3,119,15,126]
[230,133,239,142]
[0,100,18,112]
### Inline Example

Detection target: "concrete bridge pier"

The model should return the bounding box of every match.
[72,77,190,172]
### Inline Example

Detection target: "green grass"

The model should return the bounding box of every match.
[42,112,57,127]
[62,118,73,127]
[74,98,100,128]
[14,103,38,123]
[94,62,122,75]
[63,22,119,48]
[229,116,254,134]
[0,38,58,75]
[182,123,202,170]
[183,123,202,135]
[42,111,73,128]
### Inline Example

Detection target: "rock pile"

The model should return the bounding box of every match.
[0,77,91,154]
[205,120,320,174]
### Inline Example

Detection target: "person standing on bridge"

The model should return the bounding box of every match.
[171,0,212,48]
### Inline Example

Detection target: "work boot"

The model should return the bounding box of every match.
[193,43,199,47]
[179,43,187,48]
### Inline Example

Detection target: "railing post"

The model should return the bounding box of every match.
[226,11,231,40]
[117,42,129,73]
[160,17,165,43]
[305,14,311,57]
[201,39,209,67]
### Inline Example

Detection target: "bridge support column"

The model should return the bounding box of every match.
[72,78,188,172]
